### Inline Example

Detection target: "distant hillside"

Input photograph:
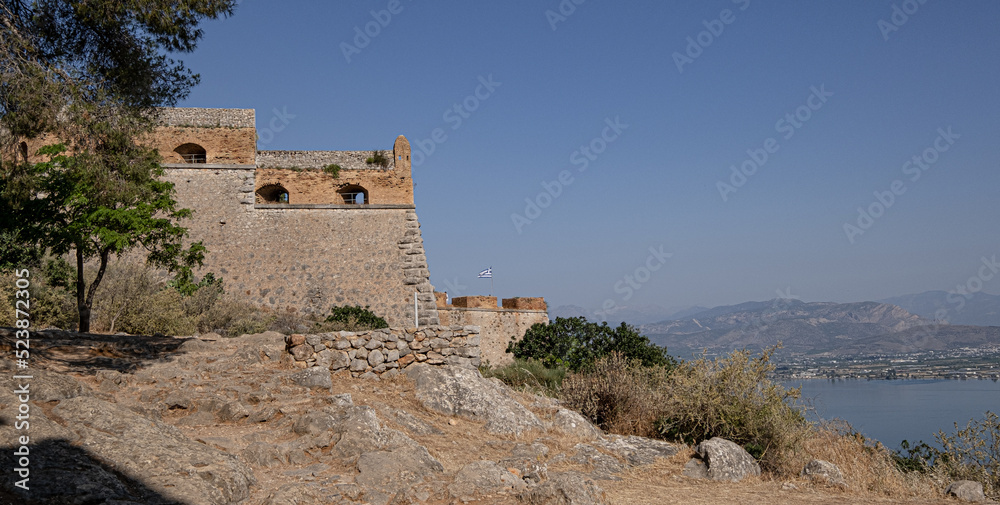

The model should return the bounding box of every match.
[879,290,1000,326]
[640,299,934,356]
[833,324,1000,356]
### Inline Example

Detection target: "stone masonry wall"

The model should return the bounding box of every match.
[255,167,414,205]
[257,150,395,171]
[158,108,256,128]
[437,306,548,366]
[151,126,257,164]
[161,166,439,327]
[285,325,481,379]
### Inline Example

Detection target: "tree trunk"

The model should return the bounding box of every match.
[75,246,110,334]
[76,248,90,332]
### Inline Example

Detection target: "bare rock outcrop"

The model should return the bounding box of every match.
[405,363,543,435]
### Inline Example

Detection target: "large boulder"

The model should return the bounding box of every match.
[519,472,610,505]
[691,437,760,482]
[405,364,543,436]
[287,366,332,390]
[552,408,602,440]
[945,480,986,503]
[801,459,846,488]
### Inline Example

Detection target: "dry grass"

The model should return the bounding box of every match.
[561,352,670,438]
[797,423,941,500]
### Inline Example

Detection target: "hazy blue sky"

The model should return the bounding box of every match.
[177,0,1000,313]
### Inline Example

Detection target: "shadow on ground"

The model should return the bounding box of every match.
[0,438,188,504]
[0,328,189,374]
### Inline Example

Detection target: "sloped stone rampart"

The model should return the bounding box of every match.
[285,325,481,378]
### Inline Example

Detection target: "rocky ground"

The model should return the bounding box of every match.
[0,329,966,504]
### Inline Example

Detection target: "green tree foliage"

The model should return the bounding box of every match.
[13,144,205,331]
[507,316,676,371]
[1,0,235,331]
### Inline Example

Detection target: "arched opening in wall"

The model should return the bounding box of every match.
[18,142,28,163]
[338,185,368,204]
[256,183,290,204]
[174,143,207,163]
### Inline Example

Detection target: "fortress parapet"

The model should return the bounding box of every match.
[436,293,548,365]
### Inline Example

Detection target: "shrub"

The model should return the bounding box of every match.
[655,345,809,472]
[114,288,196,336]
[317,305,388,332]
[561,352,672,437]
[91,258,168,333]
[194,296,274,337]
[897,412,1000,499]
[0,265,76,329]
[507,316,675,371]
[480,358,567,397]
[365,150,389,168]
[323,164,342,178]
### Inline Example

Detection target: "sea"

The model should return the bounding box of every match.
[782,378,1000,450]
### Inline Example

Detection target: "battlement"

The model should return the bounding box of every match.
[257,150,395,170]
[435,293,549,365]
[157,108,255,129]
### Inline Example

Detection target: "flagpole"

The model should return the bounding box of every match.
[490,266,494,297]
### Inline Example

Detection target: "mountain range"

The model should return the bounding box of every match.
[549,290,1000,358]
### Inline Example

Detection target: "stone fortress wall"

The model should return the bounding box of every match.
[435,295,549,366]
[150,107,546,348]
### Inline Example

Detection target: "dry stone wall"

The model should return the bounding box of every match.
[161,166,438,327]
[285,325,481,379]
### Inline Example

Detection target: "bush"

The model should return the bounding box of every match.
[561,352,672,437]
[365,150,389,168]
[480,358,567,397]
[897,412,1000,499]
[507,316,675,371]
[0,264,76,329]
[323,164,342,177]
[655,346,809,472]
[317,305,387,332]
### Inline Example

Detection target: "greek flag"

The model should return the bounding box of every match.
[478,267,492,279]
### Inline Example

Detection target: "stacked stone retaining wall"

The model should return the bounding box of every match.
[285,325,481,379]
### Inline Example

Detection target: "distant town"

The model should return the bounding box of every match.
[772,347,1000,381]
